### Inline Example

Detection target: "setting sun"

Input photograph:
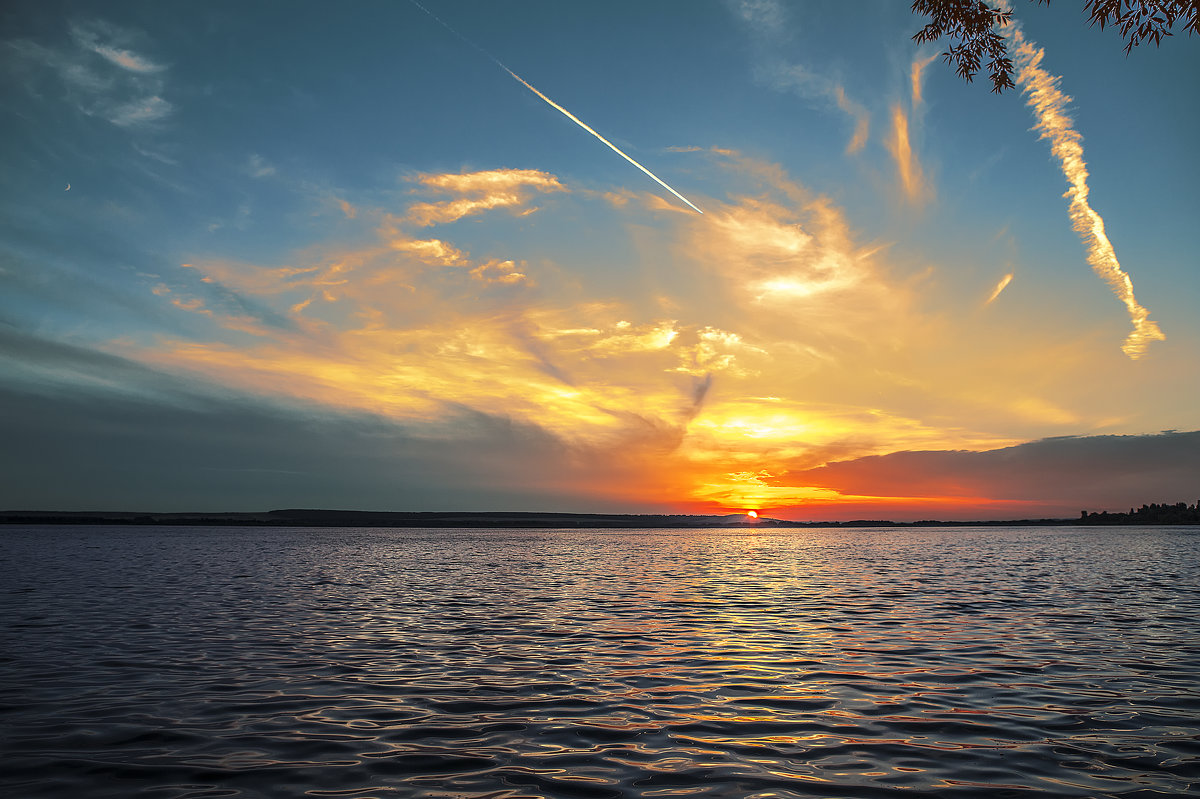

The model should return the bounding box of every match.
[1,0,1194,524]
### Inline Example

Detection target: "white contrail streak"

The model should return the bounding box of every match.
[1001,20,1163,358]
[499,67,703,215]
[408,0,703,215]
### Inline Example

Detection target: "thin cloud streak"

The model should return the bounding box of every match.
[729,0,870,158]
[500,67,704,215]
[401,168,566,227]
[833,87,869,154]
[90,44,163,73]
[887,105,929,204]
[110,95,171,127]
[985,272,1014,305]
[1006,25,1164,358]
[755,61,871,157]
[407,0,701,215]
[910,52,938,109]
[9,18,173,129]
[69,19,164,73]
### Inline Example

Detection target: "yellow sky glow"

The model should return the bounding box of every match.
[128,158,1168,517]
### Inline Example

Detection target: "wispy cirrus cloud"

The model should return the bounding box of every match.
[167,168,558,329]
[730,0,787,32]
[833,87,869,154]
[886,104,931,204]
[90,45,162,73]
[70,20,165,73]
[759,62,872,157]
[109,94,171,127]
[402,168,566,227]
[886,52,940,205]
[416,168,565,195]
[110,152,1166,517]
[120,159,1010,514]
[5,18,171,130]
[728,0,871,156]
[247,154,276,178]
[910,52,939,110]
[389,237,468,267]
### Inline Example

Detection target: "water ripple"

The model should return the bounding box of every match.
[1,525,1198,797]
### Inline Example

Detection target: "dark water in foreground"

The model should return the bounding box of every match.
[1,525,1198,798]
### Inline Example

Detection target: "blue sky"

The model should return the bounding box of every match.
[2,0,1197,517]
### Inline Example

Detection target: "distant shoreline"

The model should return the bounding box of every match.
[3,508,1194,528]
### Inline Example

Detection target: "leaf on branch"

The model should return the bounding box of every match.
[911,0,1195,94]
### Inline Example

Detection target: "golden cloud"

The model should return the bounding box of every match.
[402,168,567,227]
[833,86,869,154]
[130,159,1117,515]
[415,168,565,194]
[388,237,468,267]
[886,105,931,204]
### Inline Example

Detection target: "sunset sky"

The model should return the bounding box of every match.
[2,0,1197,520]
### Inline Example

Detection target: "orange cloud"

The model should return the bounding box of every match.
[415,168,565,195]
[984,272,1014,305]
[910,52,939,108]
[126,158,1135,517]
[470,259,531,286]
[886,105,930,204]
[833,86,869,154]
[170,296,210,315]
[388,237,467,267]
[784,431,1200,519]
[403,168,566,227]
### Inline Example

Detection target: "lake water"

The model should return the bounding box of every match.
[1,525,1198,798]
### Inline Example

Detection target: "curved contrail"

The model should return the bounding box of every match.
[408,0,702,215]
[1002,20,1163,358]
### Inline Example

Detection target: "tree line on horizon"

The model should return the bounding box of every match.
[1079,500,1200,525]
[4,500,1200,526]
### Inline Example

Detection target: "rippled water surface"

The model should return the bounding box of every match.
[2,525,1198,798]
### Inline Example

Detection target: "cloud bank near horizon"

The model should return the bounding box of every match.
[2,327,1193,517]
[3,152,1194,517]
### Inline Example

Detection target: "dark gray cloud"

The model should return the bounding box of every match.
[794,432,1200,511]
[4,326,1195,517]
[0,327,646,513]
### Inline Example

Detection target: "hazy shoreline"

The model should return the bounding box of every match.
[4,508,1192,528]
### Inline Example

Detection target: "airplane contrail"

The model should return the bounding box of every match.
[1001,18,1163,358]
[499,67,704,214]
[408,0,703,215]
[985,272,1014,305]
